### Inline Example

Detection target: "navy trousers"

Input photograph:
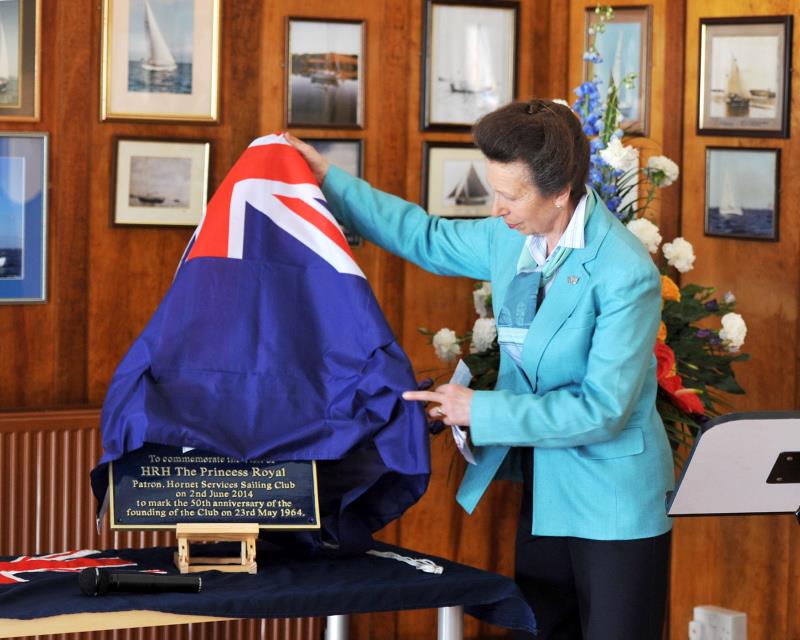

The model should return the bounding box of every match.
[513,449,670,640]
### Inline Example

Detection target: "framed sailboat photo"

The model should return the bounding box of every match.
[286,18,365,128]
[698,17,792,137]
[423,142,493,217]
[583,6,651,136]
[0,0,40,122]
[0,133,47,303]
[101,0,221,122]
[422,1,518,131]
[113,138,210,226]
[704,147,780,241]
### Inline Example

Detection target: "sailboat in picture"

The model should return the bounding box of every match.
[718,169,743,217]
[448,164,490,206]
[724,55,749,116]
[142,0,177,72]
[0,14,11,93]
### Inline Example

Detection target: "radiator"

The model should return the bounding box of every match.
[0,409,322,640]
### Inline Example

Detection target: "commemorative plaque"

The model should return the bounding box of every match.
[109,443,320,530]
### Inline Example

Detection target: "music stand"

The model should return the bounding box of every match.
[666,412,800,524]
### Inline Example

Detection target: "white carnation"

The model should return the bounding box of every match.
[473,281,492,318]
[646,155,679,187]
[470,318,497,354]
[626,218,662,254]
[723,291,736,305]
[432,328,461,362]
[662,237,695,273]
[598,137,639,172]
[719,312,747,351]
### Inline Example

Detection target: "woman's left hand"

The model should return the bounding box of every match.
[403,384,474,427]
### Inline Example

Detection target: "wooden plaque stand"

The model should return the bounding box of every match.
[174,523,259,574]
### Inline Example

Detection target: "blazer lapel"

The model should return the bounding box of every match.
[520,191,612,388]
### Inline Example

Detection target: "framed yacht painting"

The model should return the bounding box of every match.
[113,138,210,226]
[422,1,518,131]
[0,0,41,121]
[698,16,792,137]
[285,18,365,128]
[101,0,221,122]
[423,142,493,218]
[704,147,779,241]
[0,133,47,303]
[583,6,651,135]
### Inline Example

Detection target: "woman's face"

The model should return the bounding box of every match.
[485,159,569,236]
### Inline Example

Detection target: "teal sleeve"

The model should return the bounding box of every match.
[469,265,661,448]
[322,165,494,280]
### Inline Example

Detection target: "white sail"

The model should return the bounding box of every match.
[611,32,623,88]
[142,0,177,72]
[450,24,493,93]
[0,257,6,268]
[726,56,747,100]
[719,169,743,216]
[0,15,10,84]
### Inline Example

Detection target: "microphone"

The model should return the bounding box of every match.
[79,567,202,596]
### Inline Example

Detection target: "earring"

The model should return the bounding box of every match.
[555,203,563,209]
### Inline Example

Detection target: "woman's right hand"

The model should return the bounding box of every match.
[284,132,330,185]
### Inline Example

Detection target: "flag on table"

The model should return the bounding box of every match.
[0,550,137,585]
[91,135,429,551]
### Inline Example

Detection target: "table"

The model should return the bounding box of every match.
[0,543,535,639]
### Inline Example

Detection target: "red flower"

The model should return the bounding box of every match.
[654,342,676,381]
[653,343,705,416]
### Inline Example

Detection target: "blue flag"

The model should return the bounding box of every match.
[92,135,430,551]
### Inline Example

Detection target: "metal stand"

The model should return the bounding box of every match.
[437,606,464,640]
[324,606,463,640]
[325,614,349,640]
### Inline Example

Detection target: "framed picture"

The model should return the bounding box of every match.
[101,0,221,122]
[0,0,40,121]
[704,147,779,241]
[423,142,493,218]
[307,138,363,178]
[583,5,651,135]
[307,138,363,247]
[698,16,792,137]
[113,138,210,226]
[286,18,365,128]
[0,133,47,303]
[422,1,518,130]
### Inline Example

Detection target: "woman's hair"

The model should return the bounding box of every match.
[473,99,590,207]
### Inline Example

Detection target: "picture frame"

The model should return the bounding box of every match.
[0,0,41,122]
[306,138,363,247]
[422,0,519,131]
[704,146,779,241]
[0,133,47,303]
[113,138,210,227]
[306,138,363,179]
[286,18,365,128]
[423,142,493,218]
[698,16,792,137]
[101,0,221,122]
[583,5,651,135]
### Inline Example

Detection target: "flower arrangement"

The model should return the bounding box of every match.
[421,6,748,465]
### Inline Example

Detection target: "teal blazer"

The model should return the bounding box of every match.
[323,166,674,540]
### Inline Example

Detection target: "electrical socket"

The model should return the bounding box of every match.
[690,605,747,640]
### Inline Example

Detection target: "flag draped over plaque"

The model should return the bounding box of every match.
[91,134,430,552]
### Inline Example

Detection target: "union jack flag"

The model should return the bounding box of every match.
[182,133,363,277]
[0,550,136,585]
[94,133,429,552]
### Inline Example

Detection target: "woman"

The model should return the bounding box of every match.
[287,99,674,640]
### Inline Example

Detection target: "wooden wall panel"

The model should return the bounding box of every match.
[671,1,800,638]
